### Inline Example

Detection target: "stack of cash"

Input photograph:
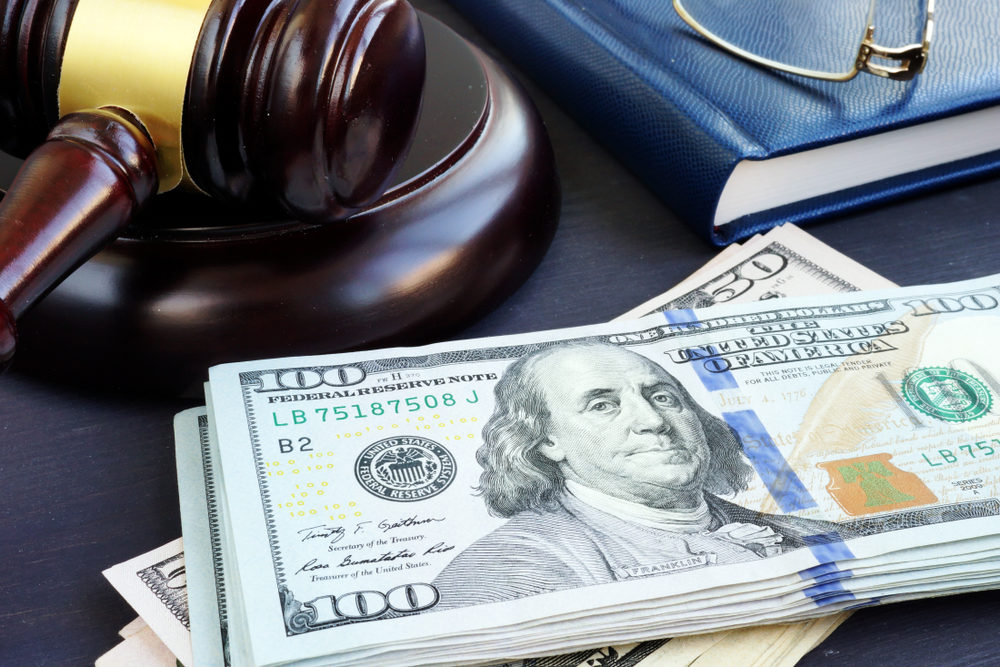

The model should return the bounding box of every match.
[104,225,1000,666]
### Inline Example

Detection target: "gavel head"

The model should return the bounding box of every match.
[0,0,426,222]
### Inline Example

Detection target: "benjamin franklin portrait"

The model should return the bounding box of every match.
[432,341,853,609]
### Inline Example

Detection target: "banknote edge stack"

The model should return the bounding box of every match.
[99,223,1000,667]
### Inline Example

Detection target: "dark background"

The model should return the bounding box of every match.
[2,1,999,664]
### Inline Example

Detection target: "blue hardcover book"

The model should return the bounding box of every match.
[445,0,1000,244]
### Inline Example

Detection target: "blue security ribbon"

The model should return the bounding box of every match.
[721,409,817,513]
[799,534,856,605]
[661,309,739,391]
[802,579,856,606]
[660,309,857,605]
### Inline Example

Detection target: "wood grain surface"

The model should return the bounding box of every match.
[2,1,1000,665]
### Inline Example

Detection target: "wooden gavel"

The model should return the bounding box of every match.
[0,0,426,370]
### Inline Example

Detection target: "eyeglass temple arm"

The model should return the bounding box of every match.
[672,0,861,81]
[859,0,935,81]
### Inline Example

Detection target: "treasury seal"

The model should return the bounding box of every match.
[902,367,993,423]
[355,436,456,502]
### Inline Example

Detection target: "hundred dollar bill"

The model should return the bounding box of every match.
[525,225,893,667]
[176,407,236,667]
[117,226,876,667]
[199,272,1000,666]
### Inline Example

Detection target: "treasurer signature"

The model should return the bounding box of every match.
[294,558,331,574]
[294,541,456,574]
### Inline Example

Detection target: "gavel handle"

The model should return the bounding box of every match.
[0,108,159,371]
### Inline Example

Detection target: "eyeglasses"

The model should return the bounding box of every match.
[673,0,935,82]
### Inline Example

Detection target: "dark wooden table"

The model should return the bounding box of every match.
[2,2,999,665]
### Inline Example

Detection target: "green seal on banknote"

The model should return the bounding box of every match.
[902,367,993,423]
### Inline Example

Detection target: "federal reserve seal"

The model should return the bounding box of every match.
[355,436,456,502]
[902,367,993,423]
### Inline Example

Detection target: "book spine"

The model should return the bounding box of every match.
[446,0,753,244]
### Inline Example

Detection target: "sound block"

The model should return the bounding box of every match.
[1,14,559,395]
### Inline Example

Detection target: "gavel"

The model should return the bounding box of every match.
[0,0,426,371]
